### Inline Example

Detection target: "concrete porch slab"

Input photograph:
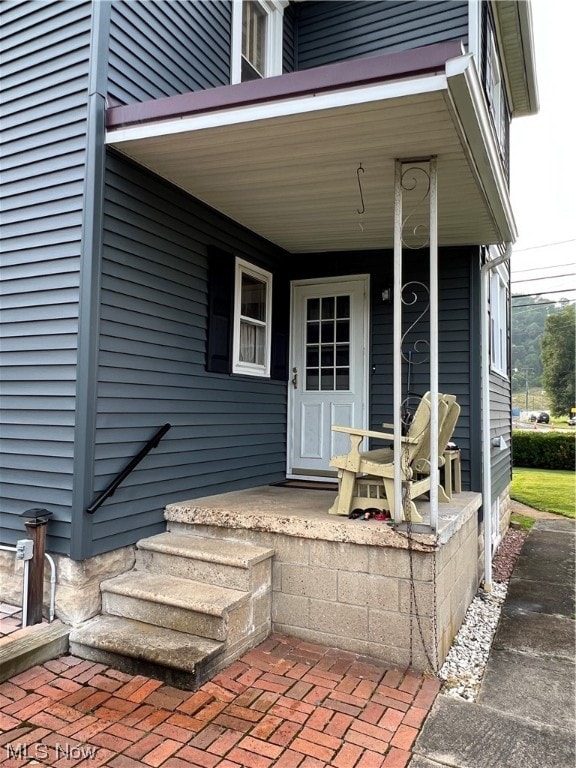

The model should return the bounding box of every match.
[166,486,482,550]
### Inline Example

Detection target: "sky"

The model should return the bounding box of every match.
[509,0,576,304]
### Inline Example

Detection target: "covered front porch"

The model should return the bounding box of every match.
[164,486,482,671]
[105,40,513,572]
[83,39,520,673]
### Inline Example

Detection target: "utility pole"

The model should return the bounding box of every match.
[514,367,534,411]
[521,368,533,409]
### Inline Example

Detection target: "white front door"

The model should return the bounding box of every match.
[288,275,369,478]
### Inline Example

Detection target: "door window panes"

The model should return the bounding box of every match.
[305,294,351,391]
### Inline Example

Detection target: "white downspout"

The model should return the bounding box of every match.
[480,243,512,590]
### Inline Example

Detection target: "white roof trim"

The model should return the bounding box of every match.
[491,0,539,117]
[445,54,517,243]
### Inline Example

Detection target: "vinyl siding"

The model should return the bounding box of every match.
[489,263,512,499]
[489,373,511,499]
[0,0,91,552]
[295,0,468,69]
[283,2,297,73]
[107,0,231,105]
[89,152,288,556]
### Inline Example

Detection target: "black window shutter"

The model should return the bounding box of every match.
[206,247,234,373]
[271,272,289,381]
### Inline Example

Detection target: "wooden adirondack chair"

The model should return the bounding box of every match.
[372,394,461,500]
[414,394,461,501]
[328,393,458,522]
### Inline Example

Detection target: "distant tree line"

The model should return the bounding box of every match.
[511,296,575,415]
[541,304,575,415]
[511,296,553,392]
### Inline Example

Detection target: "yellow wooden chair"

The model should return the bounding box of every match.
[328,393,458,522]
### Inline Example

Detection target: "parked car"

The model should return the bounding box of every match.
[568,416,576,427]
[529,411,550,424]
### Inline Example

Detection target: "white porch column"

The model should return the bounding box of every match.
[429,157,439,532]
[393,161,404,525]
[393,157,439,531]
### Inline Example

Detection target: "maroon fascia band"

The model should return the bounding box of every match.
[106,41,461,129]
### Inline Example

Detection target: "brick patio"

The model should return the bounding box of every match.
[0,604,27,640]
[0,634,440,768]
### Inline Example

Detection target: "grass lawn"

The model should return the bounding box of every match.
[510,512,536,531]
[551,418,575,430]
[511,467,576,519]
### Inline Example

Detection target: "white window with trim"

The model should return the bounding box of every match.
[486,27,504,146]
[233,258,273,377]
[231,0,287,84]
[490,267,508,376]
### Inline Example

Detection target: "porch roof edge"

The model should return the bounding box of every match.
[106,41,463,130]
[445,54,518,244]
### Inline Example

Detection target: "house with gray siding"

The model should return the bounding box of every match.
[0,0,538,678]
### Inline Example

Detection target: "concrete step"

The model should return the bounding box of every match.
[136,532,274,592]
[69,615,223,690]
[101,571,250,642]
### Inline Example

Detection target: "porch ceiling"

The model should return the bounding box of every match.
[106,47,516,254]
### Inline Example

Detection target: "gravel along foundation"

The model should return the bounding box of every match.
[438,529,527,701]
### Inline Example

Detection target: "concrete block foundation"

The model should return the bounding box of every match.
[165,486,483,672]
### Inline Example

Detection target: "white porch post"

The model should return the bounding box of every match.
[393,160,403,526]
[393,157,439,530]
[429,157,439,532]
[480,261,493,588]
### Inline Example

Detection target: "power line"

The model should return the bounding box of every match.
[512,289,576,298]
[512,304,575,313]
[512,262,575,275]
[513,238,576,252]
[512,301,574,314]
[512,272,575,284]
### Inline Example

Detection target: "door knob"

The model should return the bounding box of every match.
[291,367,298,389]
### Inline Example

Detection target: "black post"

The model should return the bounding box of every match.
[21,509,52,626]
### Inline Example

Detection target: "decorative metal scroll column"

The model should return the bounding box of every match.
[393,162,403,527]
[429,158,439,532]
[393,158,439,531]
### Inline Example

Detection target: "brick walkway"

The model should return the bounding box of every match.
[0,605,26,640]
[0,634,440,768]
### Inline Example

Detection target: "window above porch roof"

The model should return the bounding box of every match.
[231,0,288,84]
[106,42,518,254]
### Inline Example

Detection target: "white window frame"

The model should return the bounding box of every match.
[486,27,504,146]
[467,0,481,61]
[231,0,287,84]
[233,258,273,377]
[490,264,508,377]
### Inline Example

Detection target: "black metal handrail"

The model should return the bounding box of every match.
[86,423,172,514]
